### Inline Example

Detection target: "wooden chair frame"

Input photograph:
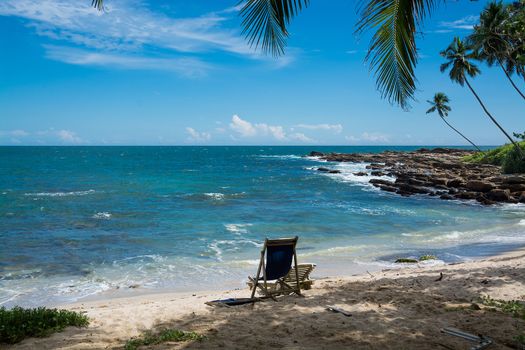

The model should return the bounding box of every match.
[249,236,301,298]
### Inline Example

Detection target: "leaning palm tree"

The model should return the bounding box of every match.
[440,37,524,158]
[91,0,439,110]
[468,1,525,100]
[426,93,482,151]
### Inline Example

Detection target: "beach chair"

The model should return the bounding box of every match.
[248,236,302,298]
[247,263,316,291]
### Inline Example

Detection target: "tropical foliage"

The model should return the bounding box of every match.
[440,36,524,160]
[468,1,525,99]
[91,0,439,109]
[90,0,524,169]
[0,306,89,344]
[463,141,525,174]
[514,131,525,140]
[426,92,481,151]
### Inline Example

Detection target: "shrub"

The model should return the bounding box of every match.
[419,255,437,261]
[394,258,418,263]
[463,141,525,174]
[0,306,89,344]
[125,328,204,350]
[503,146,525,174]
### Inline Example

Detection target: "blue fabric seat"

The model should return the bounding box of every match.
[249,236,301,298]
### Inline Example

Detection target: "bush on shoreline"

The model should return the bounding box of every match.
[125,328,204,350]
[463,141,525,174]
[0,306,89,344]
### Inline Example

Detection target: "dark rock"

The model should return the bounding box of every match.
[378,185,397,192]
[465,180,494,192]
[328,170,341,174]
[502,175,525,184]
[476,194,496,205]
[353,172,368,176]
[519,192,525,203]
[309,151,324,157]
[369,179,395,186]
[447,178,465,188]
[317,167,330,172]
[486,189,511,202]
[397,184,432,194]
[454,192,478,200]
[430,178,448,186]
[440,194,454,200]
[366,163,384,170]
[499,183,525,192]
[371,171,386,176]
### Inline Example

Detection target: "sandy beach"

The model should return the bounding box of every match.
[5,248,524,350]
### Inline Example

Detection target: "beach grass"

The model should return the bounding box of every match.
[418,255,437,261]
[463,141,525,173]
[480,296,525,345]
[0,306,89,344]
[480,296,525,319]
[124,328,204,350]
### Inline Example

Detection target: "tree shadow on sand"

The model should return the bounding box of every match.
[142,256,525,350]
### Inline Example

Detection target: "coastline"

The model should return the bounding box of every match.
[7,247,525,349]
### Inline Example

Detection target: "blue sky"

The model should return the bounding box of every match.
[0,0,523,145]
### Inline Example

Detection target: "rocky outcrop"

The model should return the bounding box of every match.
[308,148,525,205]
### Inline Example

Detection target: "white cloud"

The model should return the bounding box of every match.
[10,130,29,137]
[229,115,285,140]
[185,127,211,142]
[289,133,315,143]
[345,132,389,144]
[229,115,258,137]
[4,128,84,144]
[44,45,210,76]
[439,15,478,30]
[57,129,82,143]
[295,123,343,133]
[0,0,284,72]
[229,115,313,143]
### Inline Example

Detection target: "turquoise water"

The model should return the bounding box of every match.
[1,146,524,307]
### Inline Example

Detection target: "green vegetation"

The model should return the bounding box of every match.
[463,141,525,174]
[480,296,525,346]
[426,93,481,152]
[124,328,204,350]
[395,255,438,263]
[480,296,525,318]
[440,36,524,159]
[91,0,524,117]
[395,258,418,263]
[0,306,89,344]
[418,255,437,261]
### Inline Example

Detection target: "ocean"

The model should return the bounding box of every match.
[1,146,524,307]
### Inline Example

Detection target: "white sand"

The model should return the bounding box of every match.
[7,249,525,349]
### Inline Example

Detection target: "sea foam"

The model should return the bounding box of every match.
[25,190,96,197]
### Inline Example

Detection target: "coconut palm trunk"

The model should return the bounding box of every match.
[498,59,525,100]
[439,116,482,152]
[464,78,524,159]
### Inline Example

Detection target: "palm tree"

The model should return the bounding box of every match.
[440,37,524,159]
[91,0,438,110]
[426,93,482,151]
[468,1,525,100]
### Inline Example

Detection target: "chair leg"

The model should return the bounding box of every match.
[250,251,265,299]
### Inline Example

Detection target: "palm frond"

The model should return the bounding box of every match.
[92,0,104,10]
[239,0,309,57]
[356,0,439,110]
[426,106,436,114]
